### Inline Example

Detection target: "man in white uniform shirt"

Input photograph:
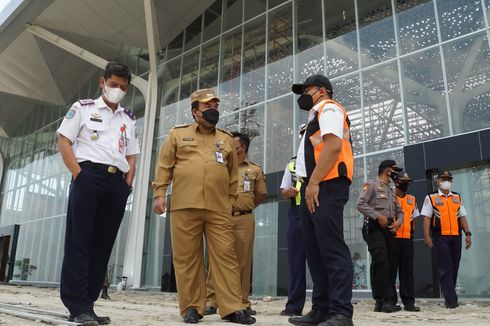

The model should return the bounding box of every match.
[57,62,140,326]
[289,74,354,326]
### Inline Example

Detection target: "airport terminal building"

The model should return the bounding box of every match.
[0,0,489,299]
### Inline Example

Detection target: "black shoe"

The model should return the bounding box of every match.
[319,314,354,326]
[100,287,110,300]
[68,312,98,326]
[404,303,420,312]
[280,309,302,316]
[245,307,257,316]
[374,300,383,312]
[445,302,459,309]
[223,310,256,324]
[204,306,217,315]
[382,303,401,313]
[289,309,330,325]
[183,308,202,323]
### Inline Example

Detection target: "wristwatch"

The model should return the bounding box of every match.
[465,231,472,237]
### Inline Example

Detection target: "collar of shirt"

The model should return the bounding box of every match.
[192,121,216,134]
[240,160,250,167]
[437,189,453,197]
[308,99,328,121]
[96,96,124,114]
[377,178,391,188]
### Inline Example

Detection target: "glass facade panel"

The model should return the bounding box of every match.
[436,0,485,41]
[166,32,184,61]
[245,0,266,21]
[241,16,266,107]
[219,28,242,114]
[325,0,358,78]
[267,3,293,99]
[240,105,265,167]
[295,0,325,82]
[358,1,396,67]
[199,38,220,89]
[184,15,203,51]
[180,50,200,101]
[203,1,223,42]
[396,0,438,54]
[362,62,404,152]
[443,32,490,134]
[224,0,243,31]
[161,57,182,106]
[401,47,449,143]
[265,95,294,173]
[450,165,490,297]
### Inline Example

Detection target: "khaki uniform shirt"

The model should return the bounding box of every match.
[233,160,267,212]
[356,179,404,223]
[152,122,238,214]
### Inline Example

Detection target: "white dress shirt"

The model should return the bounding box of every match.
[295,100,345,178]
[57,96,140,173]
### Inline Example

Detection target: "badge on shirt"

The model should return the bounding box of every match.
[452,196,459,204]
[407,197,413,205]
[244,170,251,191]
[119,124,127,153]
[435,197,443,206]
[65,109,76,119]
[215,141,224,164]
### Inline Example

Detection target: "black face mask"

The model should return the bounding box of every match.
[397,182,410,192]
[297,88,320,111]
[201,108,219,125]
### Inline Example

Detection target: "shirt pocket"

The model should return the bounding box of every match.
[86,120,107,132]
[375,191,389,209]
[176,140,198,154]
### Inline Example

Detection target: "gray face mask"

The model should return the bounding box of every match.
[439,181,451,191]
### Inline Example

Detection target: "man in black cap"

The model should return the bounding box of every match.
[289,74,355,326]
[421,171,472,309]
[357,160,404,313]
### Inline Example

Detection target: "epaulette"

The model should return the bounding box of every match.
[124,109,136,120]
[77,99,95,106]
[249,161,262,168]
[216,127,233,137]
[174,124,191,129]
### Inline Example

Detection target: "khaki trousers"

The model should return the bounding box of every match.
[170,208,244,318]
[207,213,255,309]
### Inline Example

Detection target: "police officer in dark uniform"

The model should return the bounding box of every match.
[357,160,404,313]
[57,62,139,325]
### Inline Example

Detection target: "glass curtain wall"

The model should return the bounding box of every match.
[150,0,490,294]
[0,55,147,284]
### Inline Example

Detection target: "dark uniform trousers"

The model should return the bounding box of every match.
[61,165,131,316]
[285,205,307,313]
[432,235,462,305]
[362,221,397,304]
[391,238,415,306]
[299,178,353,318]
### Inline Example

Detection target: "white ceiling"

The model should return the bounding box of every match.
[0,0,214,137]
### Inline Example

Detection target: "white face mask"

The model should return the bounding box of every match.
[439,181,452,191]
[104,84,126,104]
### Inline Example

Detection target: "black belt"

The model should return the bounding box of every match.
[80,161,123,175]
[232,210,252,216]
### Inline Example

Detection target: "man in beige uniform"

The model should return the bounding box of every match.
[152,89,255,325]
[205,132,267,316]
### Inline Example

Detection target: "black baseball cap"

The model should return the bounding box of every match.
[378,160,402,172]
[292,74,333,95]
[436,170,453,179]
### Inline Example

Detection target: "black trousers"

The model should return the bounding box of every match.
[362,222,397,303]
[432,235,462,306]
[391,238,415,305]
[300,178,353,318]
[60,165,131,316]
[285,206,307,313]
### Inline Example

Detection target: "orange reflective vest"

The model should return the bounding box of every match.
[429,192,462,236]
[395,194,416,239]
[304,99,354,182]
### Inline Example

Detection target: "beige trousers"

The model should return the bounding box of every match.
[206,213,255,309]
[170,209,244,318]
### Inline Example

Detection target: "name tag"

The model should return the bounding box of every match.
[215,151,224,163]
[90,117,103,122]
[183,137,194,141]
[244,180,251,191]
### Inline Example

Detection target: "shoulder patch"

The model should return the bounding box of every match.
[65,109,76,119]
[124,109,136,120]
[174,124,191,129]
[216,127,233,137]
[78,99,95,106]
[362,183,369,192]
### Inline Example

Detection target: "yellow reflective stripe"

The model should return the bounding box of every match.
[309,133,323,148]
[295,180,302,205]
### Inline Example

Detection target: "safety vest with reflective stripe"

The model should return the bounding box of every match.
[429,192,462,236]
[288,157,302,206]
[304,99,354,182]
[395,194,416,239]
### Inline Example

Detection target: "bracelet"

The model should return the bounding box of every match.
[465,231,472,237]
